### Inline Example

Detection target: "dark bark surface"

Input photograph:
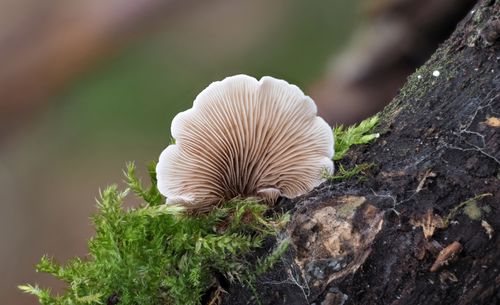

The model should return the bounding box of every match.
[222,1,500,304]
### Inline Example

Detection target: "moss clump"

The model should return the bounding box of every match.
[20,163,289,305]
[334,115,379,161]
[323,115,380,182]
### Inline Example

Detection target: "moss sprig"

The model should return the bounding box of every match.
[334,115,379,161]
[323,163,375,182]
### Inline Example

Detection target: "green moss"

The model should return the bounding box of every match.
[323,163,375,182]
[334,115,379,161]
[325,115,380,182]
[20,164,289,305]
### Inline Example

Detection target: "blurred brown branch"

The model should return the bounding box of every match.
[311,0,476,125]
[0,0,194,136]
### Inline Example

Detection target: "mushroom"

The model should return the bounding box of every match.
[156,75,334,211]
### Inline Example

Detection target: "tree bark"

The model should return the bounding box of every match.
[223,0,499,304]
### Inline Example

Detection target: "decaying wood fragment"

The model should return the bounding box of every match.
[410,209,446,240]
[481,220,494,239]
[430,241,463,272]
[416,169,437,193]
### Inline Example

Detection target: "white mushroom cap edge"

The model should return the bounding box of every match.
[156,75,334,211]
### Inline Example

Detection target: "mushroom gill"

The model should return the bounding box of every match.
[156,75,334,211]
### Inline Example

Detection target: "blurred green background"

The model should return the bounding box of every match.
[0,1,359,304]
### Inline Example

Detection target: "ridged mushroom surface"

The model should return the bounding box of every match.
[157,75,334,211]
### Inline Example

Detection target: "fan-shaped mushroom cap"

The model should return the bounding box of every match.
[157,75,334,211]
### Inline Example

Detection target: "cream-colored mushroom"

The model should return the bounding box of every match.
[156,75,334,211]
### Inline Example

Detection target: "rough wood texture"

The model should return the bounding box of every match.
[222,1,499,304]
